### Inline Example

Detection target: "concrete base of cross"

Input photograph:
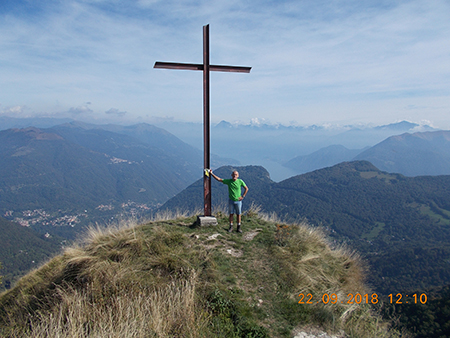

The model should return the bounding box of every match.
[196,216,218,226]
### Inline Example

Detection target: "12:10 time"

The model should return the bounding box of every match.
[388,293,428,304]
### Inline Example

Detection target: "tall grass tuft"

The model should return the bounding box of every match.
[13,272,207,338]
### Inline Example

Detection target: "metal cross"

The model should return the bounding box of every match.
[154,24,251,216]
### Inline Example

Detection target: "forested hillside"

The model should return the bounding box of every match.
[0,217,62,289]
[0,125,201,209]
[381,285,450,337]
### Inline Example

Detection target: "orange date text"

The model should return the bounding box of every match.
[298,293,379,305]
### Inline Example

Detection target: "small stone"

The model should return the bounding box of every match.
[196,216,218,226]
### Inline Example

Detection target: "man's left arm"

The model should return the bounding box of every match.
[239,184,249,201]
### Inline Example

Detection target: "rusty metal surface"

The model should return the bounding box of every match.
[203,24,211,217]
[154,61,251,73]
[209,64,251,73]
[154,62,203,71]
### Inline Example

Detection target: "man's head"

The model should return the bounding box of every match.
[231,170,239,181]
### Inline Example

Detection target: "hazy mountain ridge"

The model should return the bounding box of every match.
[354,130,450,176]
[1,117,439,180]
[285,130,450,176]
[284,145,366,174]
[155,119,439,181]
[0,116,73,130]
[214,119,426,132]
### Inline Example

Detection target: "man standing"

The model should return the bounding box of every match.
[209,170,249,233]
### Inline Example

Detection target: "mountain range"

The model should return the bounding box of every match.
[160,162,450,294]
[155,119,439,180]
[285,130,450,176]
[1,117,442,180]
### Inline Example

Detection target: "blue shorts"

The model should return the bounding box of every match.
[229,199,242,215]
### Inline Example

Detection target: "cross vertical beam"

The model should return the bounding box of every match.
[154,24,251,216]
[203,25,211,216]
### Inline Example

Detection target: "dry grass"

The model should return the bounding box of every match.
[146,208,202,222]
[12,272,207,338]
[0,218,212,337]
[0,213,400,338]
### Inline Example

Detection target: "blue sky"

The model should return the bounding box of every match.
[1,0,450,128]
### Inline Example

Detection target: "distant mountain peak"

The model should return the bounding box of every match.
[215,120,234,128]
[211,119,438,133]
[375,121,419,131]
[354,130,450,176]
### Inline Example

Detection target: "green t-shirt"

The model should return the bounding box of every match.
[222,179,247,201]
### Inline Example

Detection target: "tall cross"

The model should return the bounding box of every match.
[154,24,251,216]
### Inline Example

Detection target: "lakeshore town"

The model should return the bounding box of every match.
[3,201,155,229]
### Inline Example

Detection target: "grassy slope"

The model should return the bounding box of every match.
[0,211,402,338]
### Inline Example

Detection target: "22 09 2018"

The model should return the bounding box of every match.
[298,293,428,305]
[298,293,380,304]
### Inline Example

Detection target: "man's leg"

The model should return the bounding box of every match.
[228,214,234,232]
[236,201,242,233]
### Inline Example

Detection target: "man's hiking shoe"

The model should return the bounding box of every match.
[228,225,233,232]
[236,225,242,233]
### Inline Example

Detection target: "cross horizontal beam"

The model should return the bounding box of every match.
[154,61,251,73]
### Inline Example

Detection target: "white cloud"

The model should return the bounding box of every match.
[105,108,127,117]
[68,105,94,116]
[0,105,29,117]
